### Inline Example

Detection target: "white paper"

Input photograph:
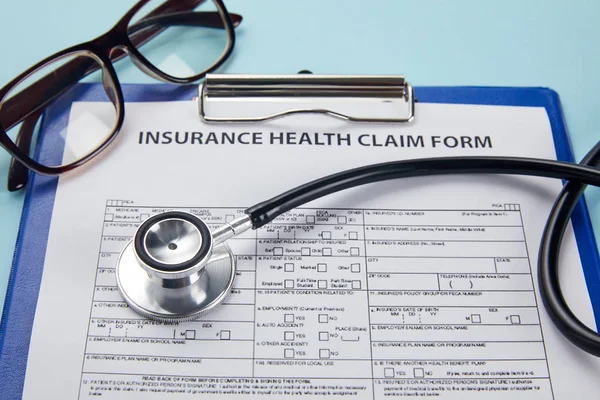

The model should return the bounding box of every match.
[20,98,600,399]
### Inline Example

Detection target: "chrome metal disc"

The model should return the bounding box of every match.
[134,211,213,277]
[143,217,203,266]
[116,241,235,323]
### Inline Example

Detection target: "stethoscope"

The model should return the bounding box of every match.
[116,151,600,357]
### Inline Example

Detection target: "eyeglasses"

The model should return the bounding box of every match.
[0,0,242,191]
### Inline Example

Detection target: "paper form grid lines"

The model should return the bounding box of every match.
[78,201,554,398]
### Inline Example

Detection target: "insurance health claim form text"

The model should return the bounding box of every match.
[19,96,600,399]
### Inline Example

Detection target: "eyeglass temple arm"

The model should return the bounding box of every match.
[5,11,242,192]
[128,11,241,37]
[8,110,43,191]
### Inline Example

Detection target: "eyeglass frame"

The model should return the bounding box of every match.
[0,0,240,190]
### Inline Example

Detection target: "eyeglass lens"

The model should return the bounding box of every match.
[0,52,119,168]
[128,0,230,80]
[0,0,232,172]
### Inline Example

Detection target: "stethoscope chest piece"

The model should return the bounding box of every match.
[116,211,235,323]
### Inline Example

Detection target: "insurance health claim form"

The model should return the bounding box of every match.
[18,94,600,399]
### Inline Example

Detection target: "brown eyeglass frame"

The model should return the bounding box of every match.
[0,0,241,191]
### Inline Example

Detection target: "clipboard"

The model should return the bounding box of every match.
[1,75,600,399]
[197,73,414,123]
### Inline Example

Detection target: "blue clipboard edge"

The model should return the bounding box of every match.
[1,83,599,398]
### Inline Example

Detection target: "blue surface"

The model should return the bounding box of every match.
[1,0,600,313]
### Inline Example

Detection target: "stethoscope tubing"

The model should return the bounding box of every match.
[247,156,600,227]
[539,141,600,357]
[243,152,600,357]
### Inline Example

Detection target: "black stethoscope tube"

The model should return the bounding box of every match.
[247,156,600,227]
[245,153,600,357]
[539,142,600,357]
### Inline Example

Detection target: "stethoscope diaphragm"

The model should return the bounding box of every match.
[115,211,236,322]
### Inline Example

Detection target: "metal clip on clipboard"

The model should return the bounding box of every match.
[197,73,415,123]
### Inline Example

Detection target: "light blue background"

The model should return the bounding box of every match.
[1,0,599,313]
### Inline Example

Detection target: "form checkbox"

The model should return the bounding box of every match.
[319,349,331,359]
[301,247,311,256]
[284,331,295,341]
[352,280,361,289]
[306,215,316,224]
[319,332,329,341]
[273,247,283,256]
[351,263,361,273]
[284,279,294,289]
[284,263,294,272]
[322,231,332,240]
[471,314,481,324]
[510,315,521,324]
[105,214,114,222]
[384,368,394,378]
[284,349,295,359]
[319,314,329,323]
[413,368,425,378]
[284,314,295,323]
[225,214,235,222]
[317,263,327,272]
[337,216,347,224]
[318,280,327,289]
[220,330,231,340]
[349,231,358,240]
[140,213,150,222]
[323,248,332,256]
[350,247,360,256]
[185,330,196,340]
